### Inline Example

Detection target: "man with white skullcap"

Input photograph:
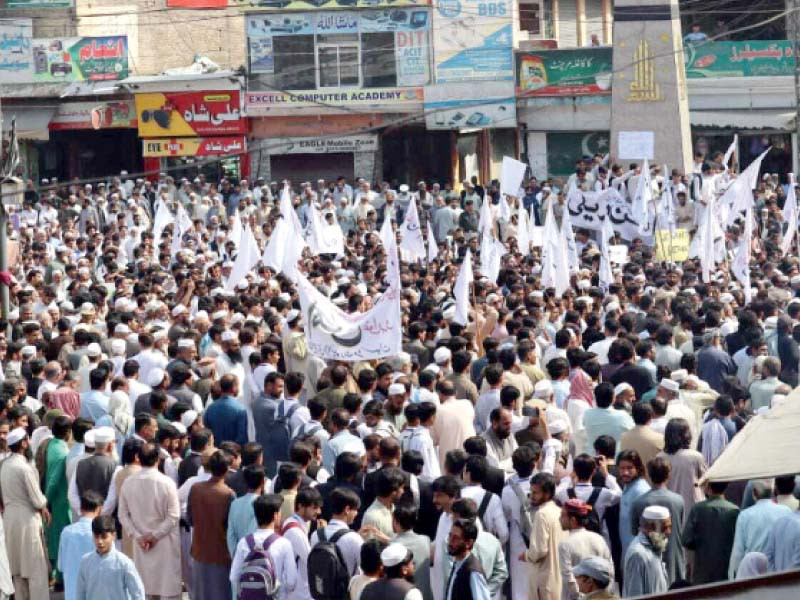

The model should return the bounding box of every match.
[1,427,49,599]
[359,543,421,600]
[623,504,670,597]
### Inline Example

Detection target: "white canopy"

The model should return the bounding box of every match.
[703,389,800,483]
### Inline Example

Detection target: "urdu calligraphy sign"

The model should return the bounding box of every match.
[566,187,648,241]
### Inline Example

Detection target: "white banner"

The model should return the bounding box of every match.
[566,187,648,241]
[296,274,403,361]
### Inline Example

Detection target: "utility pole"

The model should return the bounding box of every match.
[795,4,800,175]
[0,96,8,325]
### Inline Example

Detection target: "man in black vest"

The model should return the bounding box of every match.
[445,519,490,600]
[73,426,117,513]
[360,543,420,600]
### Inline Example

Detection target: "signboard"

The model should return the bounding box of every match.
[271,134,378,155]
[425,81,516,129]
[246,88,423,114]
[167,0,227,6]
[231,0,428,10]
[31,36,128,82]
[608,245,629,264]
[0,19,33,84]
[142,136,247,157]
[396,29,429,86]
[685,41,794,78]
[433,0,513,82]
[49,101,136,131]
[546,132,609,176]
[516,48,612,96]
[7,0,72,6]
[618,130,654,160]
[654,229,691,261]
[135,91,245,138]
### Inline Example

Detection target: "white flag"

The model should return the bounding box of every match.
[731,206,752,304]
[481,236,506,283]
[478,194,493,237]
[500,156,527,197]
[541,206,570,296]
[598,216,614,292]
[517,203,531,256]
[499,195,512,222]
[226,224,260,290]
[308,207,344,256]
[723,147,771,226]
[427,220,438,263]
[781,173,797,256]
[453,249,473,326]
[701,197,716,283]
[561,206,579,273]
[723,134,738,169]
[229,210,243,249]
[379,213,394,251]
[280,185,304,236]
[399,198,426,262]
[262,217,288,272]
[152,200,174,248]
[631,158,653,236]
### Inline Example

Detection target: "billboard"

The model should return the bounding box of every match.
[49,101,136,131]
[425,81,516,129]
[142,137,247,157]
[245,87,423,114]
[7,0,72,6]
[432,0,513,82]
[684,41,794,78]
[167,0,227,6]
[516,48,613,97]
[135,91,245,137]
[232,0,428,10]
[31,36,128,82]
[0,19,34,84]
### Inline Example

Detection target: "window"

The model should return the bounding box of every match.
[362,32,397,88]
[273,35,316,90]
[317,34,360,88]
[519,1,541,34]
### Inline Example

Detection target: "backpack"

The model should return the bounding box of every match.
[262,400,299,478]
[567,487,603,534]
[237,533,280,600]
[308,528,350,600]
[509,480,534,546]
[477,491,495,532]
[294,422,322,443]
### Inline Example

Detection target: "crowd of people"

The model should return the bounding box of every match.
[0,148,798,600]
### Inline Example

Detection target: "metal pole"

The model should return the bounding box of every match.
[795,6,800,175]
[0,96,7,325]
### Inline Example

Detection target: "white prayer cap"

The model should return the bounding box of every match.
[613,382,633,396]
[111,339,126,356]
[605,301,620,313]
[211,310,228,321]
[531,290,544,299]
[221,330,238,342]
[577,279,591,290]
[210,287,225,297]
[388,383,406,396]
[181,410,199,429]
[86,343,102,358]
[80,302,96,315]
[421,364,440,375]
[418,388,438,403]
[548,418,569,435]
[231,313,246,325]
[485,293,500,304]
[389,352,411,369]
[534,379,553,398]
[84,429,96,448]
[114,297,130,311]
[177,338,195,349]
[21,345,36,358]
[153,329,168,341]
[94,427,115,444]
[236,280,250,291]
[286,309,301,324]
[146,368,166,388]
[115,323,130,335]
[381,543,412,568]
[171,422,188,436]
[670,369,689,383]
[193,310,209,321]
[659,379,680,393]
[642,505,670,521]
[356,282,368,295]
[433,347,451,365]
[7,427,27,446]
[172,304,187,317]
[719,292,734,304]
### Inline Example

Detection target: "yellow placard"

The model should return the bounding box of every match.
[654,229,690,262]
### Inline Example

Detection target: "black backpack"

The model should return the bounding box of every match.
[308,528,350,600]
[477,491,495,532]
[262,400,298,477]
[567,487,603,534]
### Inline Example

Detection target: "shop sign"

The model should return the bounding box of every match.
[271,134,378,154]
[516,48,612,97]
[49,101,136,131]
[432,0,513,82]
[167,0,227,6]
[245,87,423,114]
[684,41,794,78]
[396,29,429,86]
[135,91,245,138]
[0,19,34,84]
[7,0,72,6]
[425,81,515,129]
[232,0,429,11]
[31,36,128,82]
[142,136,247,157]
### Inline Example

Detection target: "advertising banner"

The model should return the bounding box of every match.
[684,40,794,78]
[49,101,136,131]
[31,36,128,82]
[395,29,429,86]
[167,0,227,6]
[246,88,423,114]
[7,0,72,6]
[142,136,247,157]
[0,19,33,84]
[425,81,515,129]
[271,134,378,154]
[231,0,428,11]
[135,91,245,137]
[433,0,513,82]
[516,47,612,96]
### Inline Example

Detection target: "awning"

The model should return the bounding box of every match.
[1,106,57,141]
[690,110,795,130]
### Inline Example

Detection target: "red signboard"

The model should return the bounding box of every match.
[135,90,245,138]
[142,136,247,157]
[166,0,227,7]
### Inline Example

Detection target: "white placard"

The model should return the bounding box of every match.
[609,244,629,264]
[531,226,544,247]
[618,131,654,160]
[500,156,527,198]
